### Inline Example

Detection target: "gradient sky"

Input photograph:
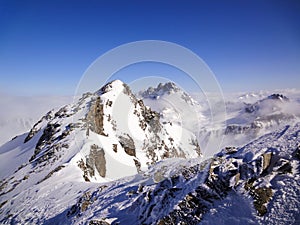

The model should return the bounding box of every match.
[0,0,299,95]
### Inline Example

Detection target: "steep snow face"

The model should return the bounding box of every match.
[0,80,201,188]
[1,123,299,225]
[81,80,202,180]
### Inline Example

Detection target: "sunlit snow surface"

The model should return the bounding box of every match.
[1,123,299,224]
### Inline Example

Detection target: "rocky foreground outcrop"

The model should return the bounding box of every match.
[45,124,300,225]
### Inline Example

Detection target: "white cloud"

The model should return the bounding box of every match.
[0,93,73,145]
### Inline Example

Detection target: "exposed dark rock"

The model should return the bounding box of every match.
[118,134,136,157]
[97,80,118,95]
[54,106,70,118]
[251,187,273,216]
[77,159,90,182]
[268,94,289,101]
[29,123,60,162]
[277,162,292,174]
[11,136,18,141]
[0,200,7,210]
[67,191,92,217]
[14,164,26,173]
[77,145,106,180]
[245,103,259,113]
[67,185,107,220]
[190,138,201,156]
[89,220,110,225]
[22,175,29,180]
[112,144,117,153]
[87,145,106,178]
[86,97,107,136]
[133,159,141,173]
[155,175,228,225]
[33,143,68,165]
[262,152,272,171]
[137,98,161,132]
[123,83,137,102]
[245,94,289,115]
[111,120,117,131]
[224,146,238,154]
[24,110,53,143]
[225,124,252,135]
[106,100,112,107]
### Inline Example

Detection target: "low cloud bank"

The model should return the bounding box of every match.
[0,93,73,145]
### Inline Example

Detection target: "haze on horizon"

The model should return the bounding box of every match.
[0,0,299,96]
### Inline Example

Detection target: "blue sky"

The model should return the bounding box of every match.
[0,0,299,95]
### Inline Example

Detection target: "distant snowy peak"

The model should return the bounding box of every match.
[244,93,290,114]
[267,93,289,101]
[238,92,265,102]
[138,82,206,139]
[140,82,198,106]
[224,93,300,142]
[141,82,180,98]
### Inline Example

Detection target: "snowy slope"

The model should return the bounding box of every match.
[1,123,299,224]
[0,80,203,224]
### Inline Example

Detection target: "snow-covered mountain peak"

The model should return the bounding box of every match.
[223,92,300,148]
[137,82,212,156]
[96,79,125,95]
[140,82,199,105]
[244,93,290,114]
[0,80,201,189]
[141,82,180,98]
[267,93,289,102]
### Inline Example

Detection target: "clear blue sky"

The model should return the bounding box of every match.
[0,0,299,95]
